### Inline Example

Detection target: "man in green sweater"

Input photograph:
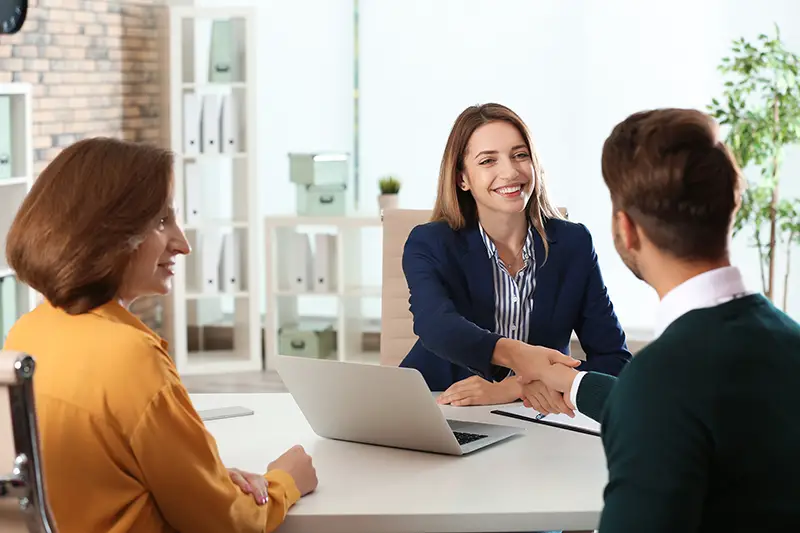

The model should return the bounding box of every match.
[521,108,800,532]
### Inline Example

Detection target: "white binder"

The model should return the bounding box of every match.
[201,94,221,154]
[200,228,224,294]
[182,93,201,156]
[221,230,240,292]
[184,162,202,225]
[220,93,239,154]
[285,232,312,292]
[313,233,337,293]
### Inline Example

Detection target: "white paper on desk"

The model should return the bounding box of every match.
[493,403,601,436]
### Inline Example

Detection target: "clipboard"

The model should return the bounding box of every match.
[491,404,601,437]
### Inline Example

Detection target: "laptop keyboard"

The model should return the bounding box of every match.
[453,431,488,446]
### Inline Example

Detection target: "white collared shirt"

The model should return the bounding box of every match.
[569,266,751,409]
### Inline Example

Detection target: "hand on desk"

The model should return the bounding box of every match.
[268,444,318,496]
[229,468,270,505]
[437,375,521,406]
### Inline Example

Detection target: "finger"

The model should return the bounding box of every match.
[451,396,475,406]
[229,470,252,494]
[245,473,269,505]
[550,352,581,367]
[549,390,575,418]
[524,393,546,414]
[522,396,532,408]
[535,391,555,414]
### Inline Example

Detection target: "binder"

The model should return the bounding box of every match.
[200,228,224,294]
[221,230,240,292]
[184,162,202,225]
[182,93,201,156]
[0,96,12,179]
[220,93,239,153]
[201,94,221,154]
[1,275,17,343]
[285,232,312,292]
[312,233,337,293]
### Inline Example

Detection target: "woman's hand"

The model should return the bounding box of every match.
[228,468,269,505]
[492,339,580,386]
[437,375,521,406]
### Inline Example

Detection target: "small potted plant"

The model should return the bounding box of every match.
[378,175,401,211]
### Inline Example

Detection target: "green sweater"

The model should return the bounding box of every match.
[576,294,800,533]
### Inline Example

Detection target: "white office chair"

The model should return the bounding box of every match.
[0,351,57,532]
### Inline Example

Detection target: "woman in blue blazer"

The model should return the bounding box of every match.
[400,103,631,412]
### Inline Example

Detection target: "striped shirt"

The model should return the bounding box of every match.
[477,222,537,347]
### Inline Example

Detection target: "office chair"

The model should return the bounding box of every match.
[0,351,57,532]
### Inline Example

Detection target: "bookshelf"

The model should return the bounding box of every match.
[264,216,383,370]
[163,3,261,375]
[0,82,36,343]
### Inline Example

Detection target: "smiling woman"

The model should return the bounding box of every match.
[399,103,632,414]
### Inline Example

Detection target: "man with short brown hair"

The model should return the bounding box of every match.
[522,108,800,532]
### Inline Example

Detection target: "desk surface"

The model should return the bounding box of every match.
[192,392,608,533]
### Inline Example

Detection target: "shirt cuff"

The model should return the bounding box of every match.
[569,371,587,412]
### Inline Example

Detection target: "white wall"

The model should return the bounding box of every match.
[358,0,800,331]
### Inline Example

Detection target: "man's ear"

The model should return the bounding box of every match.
[616,211,641,251]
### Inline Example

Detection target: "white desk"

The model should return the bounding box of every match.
[192,393,608,533]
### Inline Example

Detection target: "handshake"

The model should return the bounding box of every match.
[503,339,582,418]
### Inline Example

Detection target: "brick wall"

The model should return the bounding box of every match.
[0,0,165,331]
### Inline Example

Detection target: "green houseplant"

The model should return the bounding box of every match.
[707,24,800,311]
[378,175,401,211]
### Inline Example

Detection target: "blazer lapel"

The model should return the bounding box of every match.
[529,222,558,345]
[461,226,496,331]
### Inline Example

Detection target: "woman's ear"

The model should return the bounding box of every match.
[459,173,470,191]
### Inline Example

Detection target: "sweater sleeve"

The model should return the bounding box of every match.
[129,382,301,533]
[574,371,617,422]
[598,357,711,533]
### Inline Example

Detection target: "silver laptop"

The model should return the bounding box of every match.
[275,356,523,455]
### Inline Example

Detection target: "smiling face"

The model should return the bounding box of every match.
[459,120,534,218]
[118,198,191,304]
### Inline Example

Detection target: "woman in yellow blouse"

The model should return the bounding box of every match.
[3,137,317,532]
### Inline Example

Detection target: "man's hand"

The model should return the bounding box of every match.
[436,375,521,406]
[267,445,318,496]
[228,468,269,505]
[521,380,575,417]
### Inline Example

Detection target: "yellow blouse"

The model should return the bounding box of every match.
[4,300,299,532]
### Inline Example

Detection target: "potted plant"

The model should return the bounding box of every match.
[378,175,401,211]
[708,24,800,312]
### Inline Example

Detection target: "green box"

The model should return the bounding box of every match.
[297,184,347,217]
[278,322,336,359]
[289,153,349,187]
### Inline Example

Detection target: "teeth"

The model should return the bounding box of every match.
[496,185,521,194]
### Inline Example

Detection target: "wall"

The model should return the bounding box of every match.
[0,0,165,329]
[358,0,800,331]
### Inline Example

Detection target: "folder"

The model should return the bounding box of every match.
[200,228,224,294]
[221,230,240,292]
[490,403,600,437]
[184,162,202,225]
[201,94,221,154]
[313,233,337,293]
[220,93,239,154]
[182,93,201,156]
[208,20,238,83]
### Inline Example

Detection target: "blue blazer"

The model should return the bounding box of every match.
[399,217,631,391]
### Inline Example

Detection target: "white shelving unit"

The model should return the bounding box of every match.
[163,3,261,375]
[264,216,383,370]
[0,82,37,342]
